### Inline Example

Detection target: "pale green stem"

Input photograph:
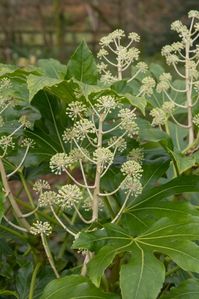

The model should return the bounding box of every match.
[50,205,76,237]
[40,233,60,278]
[28,262,42,299]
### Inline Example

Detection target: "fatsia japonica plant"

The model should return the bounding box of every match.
[0,10,199,299]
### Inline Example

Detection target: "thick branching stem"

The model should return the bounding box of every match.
[0,158,30,230]
[92,115,103,222]
[185,42,194,145]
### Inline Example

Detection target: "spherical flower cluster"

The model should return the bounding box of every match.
[69,147,90,163]
[97,62,108,73]
[188,10,199,19]
[121,176,142,197]
[97,48,109,58]
[100,72,118,84]
[19,115,32,129]
[121,160,143,179]
[136,62,148,73]
[193,114,199,127]
[117,47,140,64]
[82,196,103,212]
[62,127,79,143]
[66,101,87,120]
[95,96,118,112]
[30,220,52,236]
[57,184,83,209]
[165,54,179,65]
[128,148,144,164]
[139,76,156,96]
[159,73,172,82]
[49,153,73,175]
[20,138,35,148]
[73,119,96,141]
[99,29,125,46]
[156,81,170,93]
[128,32,140,42]
[162,101,175,114]
[171,42,184,52]
[150,107,167,127]
[118,108,139,137]
[33,179,50,194]
[187,61,198,79]
[38,191,57,207]
[108,136,127,153]
[93,147,113,167]
[0,135,15,151]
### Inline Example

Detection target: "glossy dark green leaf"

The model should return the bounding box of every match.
[40,275,119,299]
[160,279,199,299]
[66,41,99,84]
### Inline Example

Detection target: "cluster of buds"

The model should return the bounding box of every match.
[150,101,175,127]
[30,220,52,236]
[121,160,143,197]
[97,29,147,82]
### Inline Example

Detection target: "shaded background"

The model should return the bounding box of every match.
[0,0,199,64]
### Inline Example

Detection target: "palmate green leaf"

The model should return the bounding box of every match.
[123,175,199,233]
[160,279,199,299]
[73,216,199,299]
[120,246,165,299]
[66,41,99,84]
[40,275,119,299]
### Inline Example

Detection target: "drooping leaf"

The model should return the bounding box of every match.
[160,279,199,299]
[66,41,99,84]
[40,275,119,299]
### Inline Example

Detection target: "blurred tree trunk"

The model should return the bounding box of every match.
[53,0,65,60]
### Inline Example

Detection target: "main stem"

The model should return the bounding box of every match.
[0,159,30,230]
[92,115,103,222]
[185,41,194,146]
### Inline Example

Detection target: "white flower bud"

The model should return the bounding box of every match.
[57,184,83,209]
[121,160,143,179]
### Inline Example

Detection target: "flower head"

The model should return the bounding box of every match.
[33,179,50,194]
[108,136,127,153]
[57,184,83,209]
[118,108,139,136]
[66,101,86,120]
[121,160,143,179]
[139,76,156,96]
[0,135,15,151]
[38,191,57,207]
[50,153,73,175]
[73,119,96,141]
[20,138,35,148]
[121,176,142,197]
[30,221,52,236]
[93,147,113,167]
[69,147,90,163]
[19,115,32,129]
[95,95,118,112]
[128,32,140,42]
[150,108,167,126]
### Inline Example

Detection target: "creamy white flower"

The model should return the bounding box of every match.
[33,179,51,194]
[50,153,73,175]
[121,160,143,179]
[57,184,83,209]
[30,221,52,236]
